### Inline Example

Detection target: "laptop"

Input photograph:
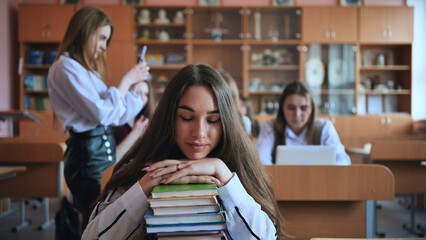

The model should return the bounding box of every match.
[275,145,336,165]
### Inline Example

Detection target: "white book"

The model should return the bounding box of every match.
[152,204,220,216]
[148,196,218,208]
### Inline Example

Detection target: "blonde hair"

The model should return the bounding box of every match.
[56,6,114,80]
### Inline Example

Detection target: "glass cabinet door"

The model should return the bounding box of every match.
[303,44,356,115]
[191,8,243,41]
[246,8,301,41]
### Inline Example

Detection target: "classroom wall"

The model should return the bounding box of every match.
[0,0,424,136]
[0,0,21,137]
[411,0,426,121]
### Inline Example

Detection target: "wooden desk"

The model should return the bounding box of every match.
[0,110,41,137]
[0,166,26,216]
[0,166,26,181]
[347,140,426,194]
[0,138,66,198]
[311,238,426,240]
[346,140,426,236]
[0,138,66,230]
[266,165,394,240]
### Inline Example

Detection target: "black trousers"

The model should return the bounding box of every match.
[64,126,116,229]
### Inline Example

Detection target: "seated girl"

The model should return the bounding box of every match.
[82,64,285,240]
[256,81,351,165]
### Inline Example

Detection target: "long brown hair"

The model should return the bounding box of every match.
[219,70,246,135]
[56,6,114,80]
[97,64,285,237]
[272,81,317,163]
[136,80,156,120]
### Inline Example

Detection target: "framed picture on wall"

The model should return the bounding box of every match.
[123,0,143,5]
[272,0,294,6]
[199,0,220,6]
[340,0,362,6]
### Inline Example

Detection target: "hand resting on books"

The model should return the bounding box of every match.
[140,157,233,196]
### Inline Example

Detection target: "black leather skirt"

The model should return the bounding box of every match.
[65,125,116,184]
[64,125,116,221]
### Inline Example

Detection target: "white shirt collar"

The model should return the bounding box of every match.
[285,126,308,145]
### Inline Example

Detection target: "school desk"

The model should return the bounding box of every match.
[0,110,41,137]
[346,139,426,236]
[0,166,26,181]
[0,166,26,215]
[265,164,394,240]
[0,138,66,231]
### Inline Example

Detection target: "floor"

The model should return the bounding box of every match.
[0,196,425,239]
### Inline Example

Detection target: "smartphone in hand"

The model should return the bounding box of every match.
[138,45,147,63]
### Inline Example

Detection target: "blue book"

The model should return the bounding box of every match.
[146,222,227,234]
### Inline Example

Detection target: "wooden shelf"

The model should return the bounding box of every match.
[247,40,300,45]
[24,64,51,69]
[249,65,299,70]
[24,90,48,94]
[136,23,185,27]
[149,64,186,70]
[359,89,411,95]
[311,89,355,95]
[135,39,187,44]
[249,91,282,95]
[360,65,410,71]
[191,40,243,45]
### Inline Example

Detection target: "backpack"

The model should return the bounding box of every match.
[55,197,82,240]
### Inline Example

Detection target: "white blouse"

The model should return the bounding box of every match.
[48,53,143,133]
[256,118,351,165]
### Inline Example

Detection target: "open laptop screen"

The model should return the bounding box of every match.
[275,145,336,165]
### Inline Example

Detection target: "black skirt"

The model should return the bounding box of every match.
[64,125,116,185]
[63,125,116,225]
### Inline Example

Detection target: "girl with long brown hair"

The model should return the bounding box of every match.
[256,81,350,165]
[83,64,284,239]
[48,6,150,229]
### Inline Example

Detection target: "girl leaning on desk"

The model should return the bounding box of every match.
[256,81,351,165]
[82,64,285,240]
[47,6,150,229]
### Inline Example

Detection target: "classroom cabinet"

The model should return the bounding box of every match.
[104,41,136,87]
[380,114,413,136]
[82,5,135,41]
[18,5,74,42]
[93,6,136,85]
[358,44,412,114]
[326,114,412,138]
[359,7,413,43]
[302,7,358,43]
[16,4,415,136]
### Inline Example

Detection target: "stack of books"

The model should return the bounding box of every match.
[145,183,229,239]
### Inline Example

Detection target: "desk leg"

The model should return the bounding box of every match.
[366,200,374,238]
[11,199,31,232]
[38,198,54,230]
[0,198,19,218]
[402,194,425,237]
[58,161,63,199]
[7,116,13,137]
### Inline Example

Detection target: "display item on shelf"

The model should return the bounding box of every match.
[154,9,170,24]
[138,9,150,24]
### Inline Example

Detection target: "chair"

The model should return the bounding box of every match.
[101,165,114,192]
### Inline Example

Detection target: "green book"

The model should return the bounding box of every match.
[152,184,218,199]
[34,97,44,111]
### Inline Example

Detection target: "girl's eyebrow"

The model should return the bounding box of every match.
[178,105,219,114]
